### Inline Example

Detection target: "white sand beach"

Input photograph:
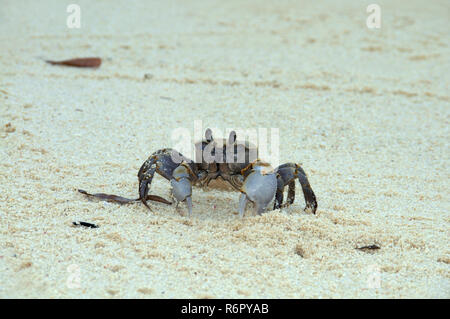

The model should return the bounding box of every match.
[0,0,449,298]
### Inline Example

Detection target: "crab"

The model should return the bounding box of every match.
[136,128,318,217]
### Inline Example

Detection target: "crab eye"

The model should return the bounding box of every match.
[228,130,236,144]
[205,128,213,142]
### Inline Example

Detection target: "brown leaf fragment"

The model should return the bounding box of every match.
[78,189,137,204]
[77,189,171,205]
[46,57,102,68]
[146,195,172,205]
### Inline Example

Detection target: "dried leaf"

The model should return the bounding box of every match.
[46,57,102,68]
[77,189,171,205]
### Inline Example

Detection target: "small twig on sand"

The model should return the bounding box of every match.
[356,244,381,252]
[73,221,99,228]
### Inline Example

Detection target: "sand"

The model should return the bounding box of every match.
[0,0,449,298]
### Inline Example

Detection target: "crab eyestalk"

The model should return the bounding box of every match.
[238,161,277,217]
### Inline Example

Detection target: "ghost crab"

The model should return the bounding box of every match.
[136,128,317,217]
[79,128,317,217]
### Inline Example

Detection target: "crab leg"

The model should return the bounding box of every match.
[238,193,248,218]
[273,163,317,214]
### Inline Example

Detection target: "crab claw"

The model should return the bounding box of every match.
[170,162,195,216]
[138,149,194,211]
[239,161,277,217]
